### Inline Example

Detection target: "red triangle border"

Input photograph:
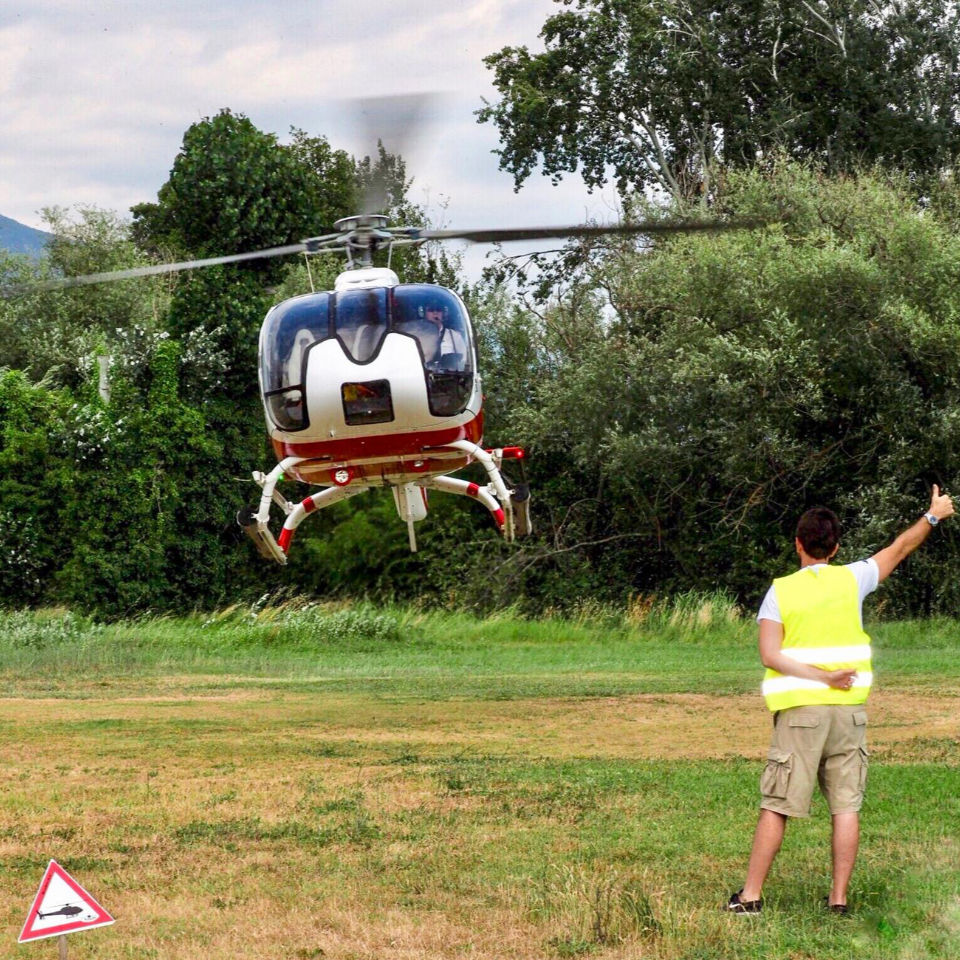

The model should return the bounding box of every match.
[18,860,115,943]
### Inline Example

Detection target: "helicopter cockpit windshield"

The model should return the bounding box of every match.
[260,284,474,431]
[335,289,388,363]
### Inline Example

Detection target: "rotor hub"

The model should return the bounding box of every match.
[333,215,390,232]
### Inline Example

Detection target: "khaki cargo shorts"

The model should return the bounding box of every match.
[760,704,868,818]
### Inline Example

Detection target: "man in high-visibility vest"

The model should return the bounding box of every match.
[727,485,954,914]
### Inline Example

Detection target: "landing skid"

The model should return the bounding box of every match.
[238,444,531,564]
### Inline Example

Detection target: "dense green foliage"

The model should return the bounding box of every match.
[0,371,73,605]
[480,0,960,203]
[481,164,960,615]
[4,91,960,617]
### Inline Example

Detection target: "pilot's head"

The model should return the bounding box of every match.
[423,301,446,328]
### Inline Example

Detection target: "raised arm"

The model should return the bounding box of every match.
[871,484,955,583]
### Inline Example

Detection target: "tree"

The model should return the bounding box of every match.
[287,128,359,227]
[487,162,960,616]
[479,1,960,205]
[131,109,333,268]
[0,208,169,388]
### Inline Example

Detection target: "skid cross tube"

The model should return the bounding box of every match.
[277,485,367,554]
[423,475,506,532]
[441,439,516,540]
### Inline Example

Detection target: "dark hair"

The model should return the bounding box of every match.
[796,507,841,559]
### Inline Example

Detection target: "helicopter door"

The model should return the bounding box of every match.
[392,285,474,416]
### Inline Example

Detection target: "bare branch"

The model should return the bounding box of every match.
[800,1,847,55]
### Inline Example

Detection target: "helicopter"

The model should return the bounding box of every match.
[242,210,529,561]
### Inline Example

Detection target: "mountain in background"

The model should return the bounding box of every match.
[0,213,50,256]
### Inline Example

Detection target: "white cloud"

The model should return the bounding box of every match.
[0,0,609,279]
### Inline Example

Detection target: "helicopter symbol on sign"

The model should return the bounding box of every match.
[37,903,95,920]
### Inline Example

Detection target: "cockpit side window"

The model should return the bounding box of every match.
[260,292,330,431]
[392,285,474,416]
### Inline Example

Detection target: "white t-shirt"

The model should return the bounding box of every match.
[440,325,466,357]
[756,559,880,626]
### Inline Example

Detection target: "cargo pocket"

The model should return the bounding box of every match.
[857,745,869,796]
[761,748,793,800]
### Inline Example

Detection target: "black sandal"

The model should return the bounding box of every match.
[727,890,763,914]
[823,897,849,914]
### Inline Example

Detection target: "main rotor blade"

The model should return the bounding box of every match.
[416,218,766,244]
[7,242,309,294]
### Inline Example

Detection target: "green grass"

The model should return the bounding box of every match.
[0,601,957,959]
[1,602,957,699]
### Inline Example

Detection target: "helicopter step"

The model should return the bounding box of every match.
[237,505,283,562]
[510,483,532,537]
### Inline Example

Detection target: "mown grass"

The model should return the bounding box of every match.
[0,599,957,959]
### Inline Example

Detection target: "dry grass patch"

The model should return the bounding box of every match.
[6,688,957,765]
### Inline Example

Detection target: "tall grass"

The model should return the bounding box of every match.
[2,592,749,658]
[0,594,748,676]
[1,597,956,700]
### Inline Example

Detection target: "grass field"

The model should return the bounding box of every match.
[0,601,957,959]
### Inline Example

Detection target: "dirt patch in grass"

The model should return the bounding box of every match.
[0,688,953,762]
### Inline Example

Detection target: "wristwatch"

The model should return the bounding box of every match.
[924,512,939,526]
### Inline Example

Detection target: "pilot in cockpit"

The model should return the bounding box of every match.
[423,299,466,369]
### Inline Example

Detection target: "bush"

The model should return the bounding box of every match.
[0,609,100,648]
[504,163,960,616]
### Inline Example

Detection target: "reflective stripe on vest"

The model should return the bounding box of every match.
[762,564,872,712]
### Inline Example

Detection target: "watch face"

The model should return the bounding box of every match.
[926,512,939,525]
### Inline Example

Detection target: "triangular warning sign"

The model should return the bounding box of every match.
[18,860,115,943]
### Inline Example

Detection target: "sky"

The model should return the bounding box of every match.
[0,0,617,277]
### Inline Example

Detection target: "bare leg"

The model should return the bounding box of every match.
[829,812,859,905]
[740,808,788,901]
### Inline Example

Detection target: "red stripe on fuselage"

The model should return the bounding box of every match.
[271,414,484,461]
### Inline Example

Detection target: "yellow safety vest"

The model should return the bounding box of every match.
[762,564,873,712]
